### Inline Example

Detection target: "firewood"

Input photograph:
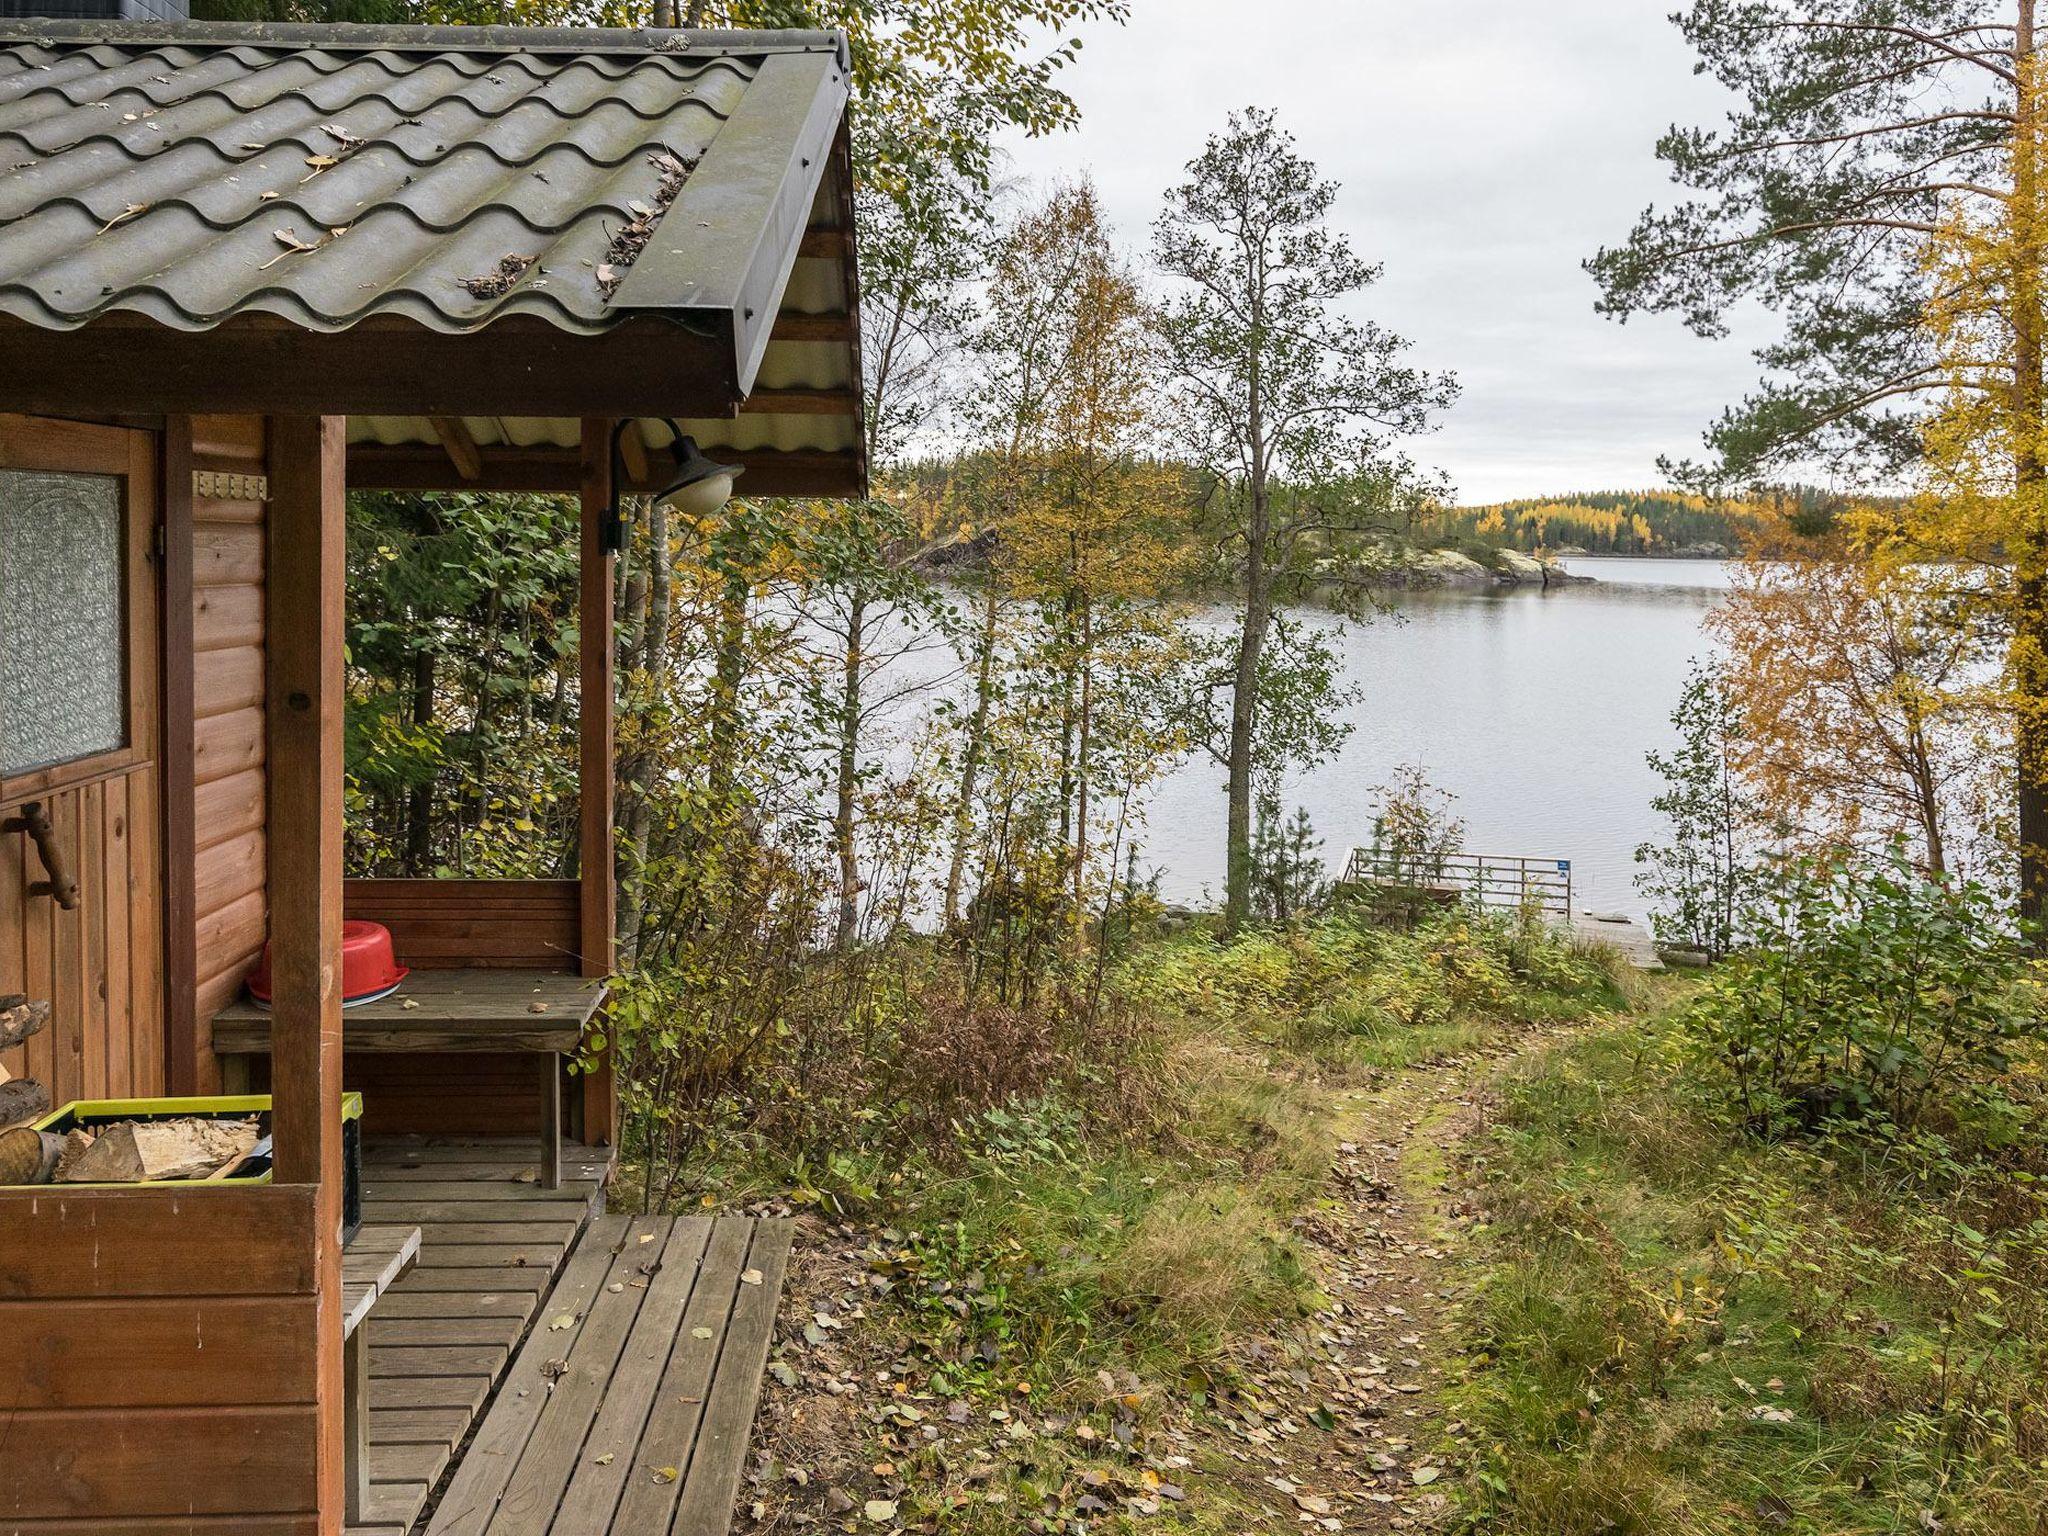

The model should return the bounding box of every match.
[0,1126,63,1184]
[53,1127,95,1180]
[0,997,48,1053]
[0,1077,50,1134]
[58,1117,260,1183]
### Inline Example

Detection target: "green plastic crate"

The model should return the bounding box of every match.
[35,1092,365,1239]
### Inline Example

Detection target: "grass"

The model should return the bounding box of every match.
[695,908,1635,1529]
[1450,998,2048,1536]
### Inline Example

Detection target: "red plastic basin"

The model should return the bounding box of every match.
[245,920,409,1007]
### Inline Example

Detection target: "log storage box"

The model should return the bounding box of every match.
[30,1092,365,1240]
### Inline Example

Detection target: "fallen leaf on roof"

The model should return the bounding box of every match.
[260,227,325,268]
[94,202,149,236]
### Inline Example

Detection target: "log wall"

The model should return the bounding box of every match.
[344,878,582,971]
[0,1182,322,1533]
[189,417,270,1035]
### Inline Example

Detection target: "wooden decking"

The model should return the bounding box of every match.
[424,1213,794,1536]
[349,1135,613,1536]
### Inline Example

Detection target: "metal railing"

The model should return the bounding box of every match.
[1341,848,1573,918]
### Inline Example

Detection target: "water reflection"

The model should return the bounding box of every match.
[1133,558,1732,915]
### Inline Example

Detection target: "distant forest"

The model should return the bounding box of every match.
[1425,487,1846,555]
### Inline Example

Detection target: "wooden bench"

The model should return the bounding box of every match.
[344,1223,422,1525]
[212,971,607,1189]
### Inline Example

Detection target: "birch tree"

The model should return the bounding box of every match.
[1153,108,1456,932]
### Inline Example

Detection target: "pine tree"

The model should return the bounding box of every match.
[1593,2,2048,919]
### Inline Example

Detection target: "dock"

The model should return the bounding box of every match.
[1567,910,1665,970]
[1340,845,1666,970]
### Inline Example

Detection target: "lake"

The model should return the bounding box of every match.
[1133,557,1734,916]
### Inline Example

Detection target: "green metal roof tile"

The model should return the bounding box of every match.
[0,18,845,360]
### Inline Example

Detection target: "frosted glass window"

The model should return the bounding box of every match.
[0,470,127,776]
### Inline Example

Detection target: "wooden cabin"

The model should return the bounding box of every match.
[0,19,863,1535]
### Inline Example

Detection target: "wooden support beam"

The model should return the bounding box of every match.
[769,312,857,343]
[266,413,349,1535]
[161,414,205,1096]
[739,388,863,417]
[427,416,483,482]
[346,443,864,499]
[797,227,851,259]
[578,418,617,1148]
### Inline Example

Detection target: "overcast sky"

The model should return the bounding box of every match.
[996,0,1781,506]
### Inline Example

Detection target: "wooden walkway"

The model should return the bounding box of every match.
[423,1214,794,1536]
[348,1136,612,1536]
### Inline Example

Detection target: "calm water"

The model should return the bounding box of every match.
[1134,557,1733,916]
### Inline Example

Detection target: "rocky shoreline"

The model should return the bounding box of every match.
[1354,546,1594,590]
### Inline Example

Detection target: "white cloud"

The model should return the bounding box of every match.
[997,0,1782,504]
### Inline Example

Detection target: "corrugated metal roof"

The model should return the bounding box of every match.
[0,20,866,491]
[0,22,840,337]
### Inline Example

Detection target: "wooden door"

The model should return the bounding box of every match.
[0,416,164,1106]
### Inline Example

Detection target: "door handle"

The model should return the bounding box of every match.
[7,802,79,911]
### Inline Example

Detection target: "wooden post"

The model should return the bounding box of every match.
[578,418,617,1148]
[266,414,348,1535]
[161,415,202,1094]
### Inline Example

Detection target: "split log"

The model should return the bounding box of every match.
[0,1076,50,1133]
[0,1126,64,1184]
[0,996,49,1052]
[53,1127,95,1180]
[58,1117,260,1183]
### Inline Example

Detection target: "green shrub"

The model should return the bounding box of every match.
[1686,845,2037,1135]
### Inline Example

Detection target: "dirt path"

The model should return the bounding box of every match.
[1186,1054,1489,1532]
[734,1048,1498,1533]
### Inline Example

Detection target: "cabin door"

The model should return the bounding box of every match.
[0,417,164,1106]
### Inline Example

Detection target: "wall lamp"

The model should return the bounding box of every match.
[603,419,745,554]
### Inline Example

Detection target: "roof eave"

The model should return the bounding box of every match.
[0,311,741,419]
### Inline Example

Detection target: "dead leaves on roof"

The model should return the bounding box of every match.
[300,122,368,183]
[595,147,698,301]
[460,252,538,300]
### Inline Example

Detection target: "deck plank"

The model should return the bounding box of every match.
[342,1138,606,1536]
[375,1315,528,1350]
[424,1216,633,1536]
[486,1217,677,1535]
[670,1220,795,1536]
[607,1221,754,1536]
[364,1181,595,1204]
[548,1218,716,1536]
[417,1214,793,1536]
